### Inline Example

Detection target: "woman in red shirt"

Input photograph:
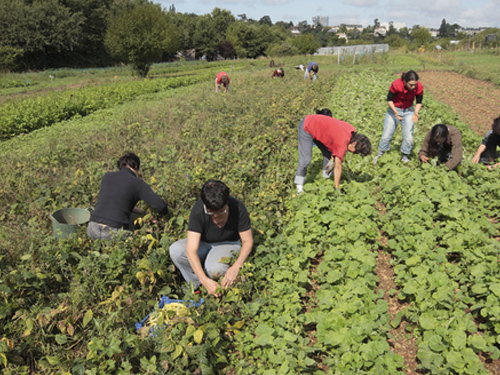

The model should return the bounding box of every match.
[294,109,372,193]
[215,72,230,93]
[374,71,423,164]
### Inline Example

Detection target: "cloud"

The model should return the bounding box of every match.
[342,0,378,6]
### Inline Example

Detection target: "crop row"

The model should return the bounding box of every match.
[0,73,213,141]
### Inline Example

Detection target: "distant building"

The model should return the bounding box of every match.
[328,26,340,33]
[428,28,439,38]
[313,16,329,27]
[374,26,387,37]
[290,26,301,36]
[380,21,406,32]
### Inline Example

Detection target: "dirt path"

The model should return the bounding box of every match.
[418,71,500,135]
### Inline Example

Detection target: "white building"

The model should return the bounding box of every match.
[313,16,329,27]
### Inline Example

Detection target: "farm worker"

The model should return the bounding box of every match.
[373,70,424,164]
[472,116,500,168]
[294,109,372,193]
[272,68,285,78]
[418,124,463,170]
[215,72,230,93]
[304,62,319,81]
[169,180,253,296]
[87,152,169,240]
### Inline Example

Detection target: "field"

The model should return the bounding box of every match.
[1,51,500,374]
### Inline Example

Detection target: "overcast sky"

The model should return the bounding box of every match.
[158,0,499,29]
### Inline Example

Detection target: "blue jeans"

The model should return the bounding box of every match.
[378,106,415,155]
[304,69,317,81]
[169,238,241,289]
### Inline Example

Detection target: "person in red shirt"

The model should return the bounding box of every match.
[294,109,372,193]
[215,72,230,93]
[374,70,424,164]
[272,68,284,78]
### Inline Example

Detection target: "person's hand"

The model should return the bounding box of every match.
[420,155,429,163]
[202,279,220,296]
[472,154,480,164]
[221,265,240,289]
[412,113,419,123]
[487,163,500,170]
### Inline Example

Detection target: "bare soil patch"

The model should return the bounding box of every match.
[418,71,500,135]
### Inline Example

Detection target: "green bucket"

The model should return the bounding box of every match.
[50,208,91,238]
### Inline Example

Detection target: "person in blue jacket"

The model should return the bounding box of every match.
[304,62,319,81]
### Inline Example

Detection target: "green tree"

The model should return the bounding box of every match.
[105,1,173,76]
[193,15,220,59]
[291,33,320,54]
[410,26,432,47]
[0,0,84,70]
[266,40,299,57]
[226,21,273,58]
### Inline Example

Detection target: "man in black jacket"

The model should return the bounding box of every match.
[87,152,169,240]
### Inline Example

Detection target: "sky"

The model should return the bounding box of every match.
[158,0,500,29]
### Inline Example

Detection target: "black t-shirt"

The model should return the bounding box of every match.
[90,168,169,229]
[481,130,500,148]
[187,197,251,243]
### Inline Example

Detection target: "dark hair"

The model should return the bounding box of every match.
[220,75,229,86]
[117,152,140,170]
[401,70,419,82]
[492,116,500,134]
[350,133,372,156]
[428,124,449,157]
[315,108,332,117]
[201,180,230,211]
[279,68,285,77]
[312,64,319,73]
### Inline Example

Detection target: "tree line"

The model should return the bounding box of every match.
[0,0,498,76]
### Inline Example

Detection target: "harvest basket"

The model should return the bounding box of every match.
[50,208,91,238]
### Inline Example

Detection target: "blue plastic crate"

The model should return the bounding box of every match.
[135,296,204,335]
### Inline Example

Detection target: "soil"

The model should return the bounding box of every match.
[418,71,500,135]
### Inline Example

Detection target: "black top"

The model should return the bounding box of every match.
[481,130,500,148]
[188,197,251,243]
[90,168,169,229]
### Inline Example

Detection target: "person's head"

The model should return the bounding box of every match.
[315,108,332,117]
[401,70,419,91]
[220,74,229,87]
[117,152,140,171]
[430,124,449,145]
[492,116,500,134]
[427,124,449,156]
[312,64,319,73]
[349,133,372,156]
[201,180,230,212]
[279,68,284,77]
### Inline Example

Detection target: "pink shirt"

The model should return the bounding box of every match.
[303,115,356,161]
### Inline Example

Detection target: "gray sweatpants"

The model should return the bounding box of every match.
[294,118,332,185]
[169,238,241,289]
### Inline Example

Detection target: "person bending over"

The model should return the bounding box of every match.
[472,116,500,169]
[418,124,462,170]
[87,152,169,240]
[294,109,372,193]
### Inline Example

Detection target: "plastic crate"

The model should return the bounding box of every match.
[135,296,204,335]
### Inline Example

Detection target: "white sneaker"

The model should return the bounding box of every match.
[401,155,410,163]
[322,170,332,178]
[297,185,304,193]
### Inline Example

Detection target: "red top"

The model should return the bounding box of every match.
[389,78,424,109]
[216,72,230,84]
[303,115,355,161]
